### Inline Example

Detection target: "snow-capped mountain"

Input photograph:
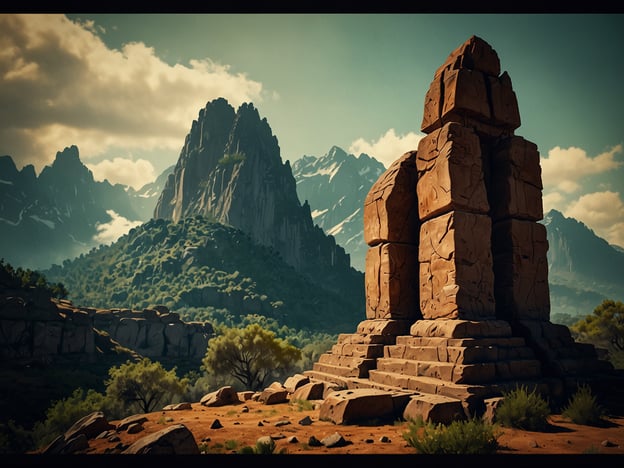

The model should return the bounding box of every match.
[291,146,386,271]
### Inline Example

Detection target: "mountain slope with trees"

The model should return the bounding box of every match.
[42,216,363,335]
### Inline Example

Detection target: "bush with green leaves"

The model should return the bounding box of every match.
[29,388,110,450]
[105,358,189,414]
[562,384,606,426]
[201,323,301,391]
[237,437,287,454]
[402,416,501,454]
[494,385,551,431]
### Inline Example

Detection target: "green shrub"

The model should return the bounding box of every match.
[494,385,551,431]
[238,437,287,454]
[562,384,606,426]
[402,416,501,454]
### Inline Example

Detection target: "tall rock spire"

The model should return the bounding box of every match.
[153,98,362,298]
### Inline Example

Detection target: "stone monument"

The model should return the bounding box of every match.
[304,36,615,421]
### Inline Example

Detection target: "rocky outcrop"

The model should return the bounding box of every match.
[0,287,213,364]
[153,98,362,297]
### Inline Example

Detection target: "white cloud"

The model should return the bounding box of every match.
[0,14,265,172]
[87,157,157,190]
[94,210,142,245]
[348,128,424,167]
[542,191,565,213]
[541,145,622,192]
[565,191,624,248]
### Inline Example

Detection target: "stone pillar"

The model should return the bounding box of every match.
[363,151,420,321]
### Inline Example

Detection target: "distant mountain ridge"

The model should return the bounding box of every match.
[0,147,171,270]
[541,209,624,318]
[291,146,385,272]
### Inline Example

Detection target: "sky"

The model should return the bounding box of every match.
[1,13,623,248]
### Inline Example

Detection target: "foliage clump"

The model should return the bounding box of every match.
[237,437,287,454]
[217,151,246,166]
[105,358,188,414]
[201,323,301,391]
[571,299,624,368]
[402,416,500,454]
[562,384,606,426]
[494,385,551,431]
[0,258,68,299]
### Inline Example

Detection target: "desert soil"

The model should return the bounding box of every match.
[79,398,624,457]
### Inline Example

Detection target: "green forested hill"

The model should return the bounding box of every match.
[43,216,364,335]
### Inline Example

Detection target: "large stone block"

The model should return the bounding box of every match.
[492,219,550,320]
[365,242,420,320]
[433,35,501,80]
[319,388,396,424]
[422,69,491,133]
[363,151,419,246]
[416,122,489,221]
[488,72,521,130]
[490,136,543,221]
[419,211,495,319]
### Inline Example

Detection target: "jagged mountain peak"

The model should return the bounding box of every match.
[153,98,361,298]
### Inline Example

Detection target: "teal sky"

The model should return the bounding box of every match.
[1,13,623,247]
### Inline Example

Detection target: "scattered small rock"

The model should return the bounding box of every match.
[210,419,223,429]
[271,433,286,440]
[379,435,391,443]
[126,423,143,434]
[241,406,249,413]
[321,432,351,448]
[298,416,313,426]
[257,421,264,427]
[308,435,323,447]
[275,420,291,427]
[529,440,539,448]
[365,438,374,444]
[601,439,618,447]
[287,436,298,444]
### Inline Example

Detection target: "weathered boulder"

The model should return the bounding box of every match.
[200,385,241,407]
[122,423,199,454]
[403,393,467,425]
[319,388,395,425]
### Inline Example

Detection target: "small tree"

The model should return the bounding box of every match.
[105,358,188,414]
[571,299,624,363]
[201,323,301,391]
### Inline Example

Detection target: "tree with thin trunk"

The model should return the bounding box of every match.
[201,323,301,391]
[105,358,188,414]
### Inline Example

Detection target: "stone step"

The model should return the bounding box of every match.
[368,369,552,406]
[395,335,527,348]
[374,357,542,384]
[336,333,395,345]
[384,343,535,363]
[311,360,372,379]
[330,342,385,359]
[317,353,376,371]
[302,370,351,389]
[367,369,494,403]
